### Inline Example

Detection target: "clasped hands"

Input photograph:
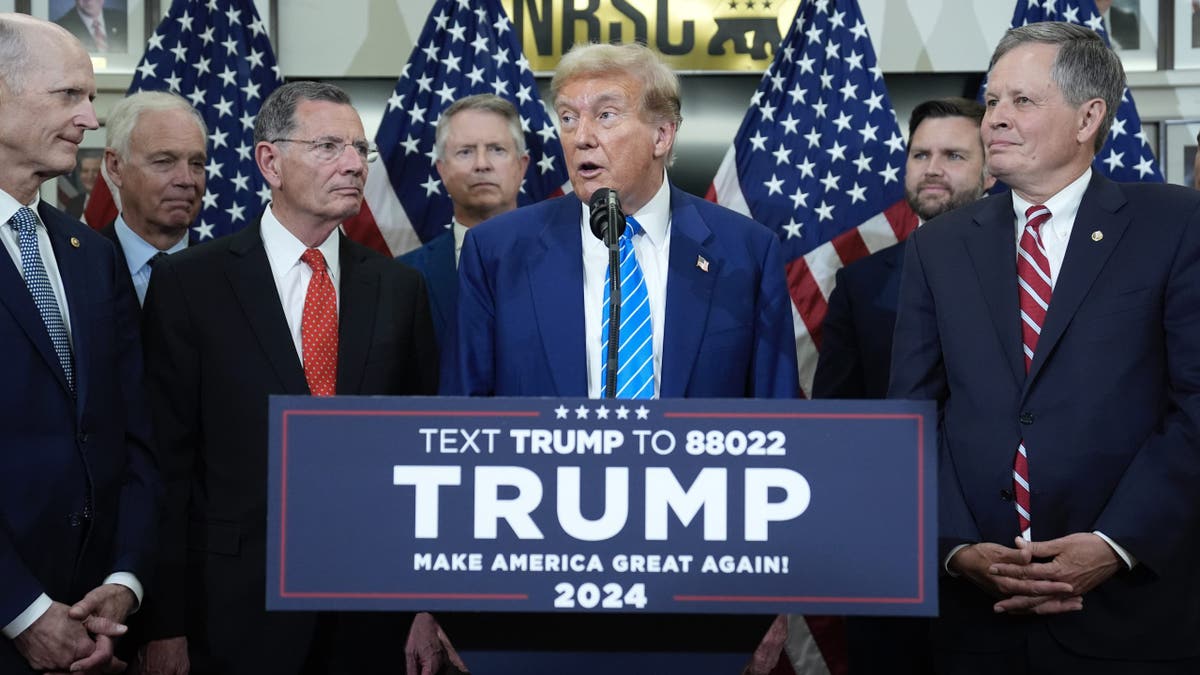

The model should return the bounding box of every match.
[949,532,1122,615]
[13,584,135,674]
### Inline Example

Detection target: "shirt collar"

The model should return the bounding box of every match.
[114,215,188,274]
[260,204,341,284]
[0,189,41,230]
[1012,168,1091,235]
[576,171,673,246]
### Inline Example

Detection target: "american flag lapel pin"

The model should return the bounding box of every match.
[696,255,710,273]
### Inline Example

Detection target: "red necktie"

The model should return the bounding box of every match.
[1014,204,1052,538]
[300,249,337,396]
[91,19,108,52]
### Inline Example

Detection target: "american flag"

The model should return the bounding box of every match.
[84,0,283,240]
[997,0,1162,183]
[708,0,915,399]
[343,0,569,257]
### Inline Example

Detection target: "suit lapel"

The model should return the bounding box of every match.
[225,221,309,394]
[0,206,74,396]
[1026,175,1129,387]
[660,186,717,398]
[335,235,378,394]
[427,233,458,334]
[44,207,91,411]
[527,196,587,396]
[965,196,1025,388]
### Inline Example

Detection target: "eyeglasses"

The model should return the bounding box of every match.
[271,138,378,164]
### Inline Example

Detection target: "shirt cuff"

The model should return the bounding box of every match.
[1093,531,1137,570]
[2,593,51,639]
[943,543,972,576]
[103,572,144,614]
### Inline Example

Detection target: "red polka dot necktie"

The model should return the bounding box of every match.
[1014,204,1052,539]
[300,248,337,397]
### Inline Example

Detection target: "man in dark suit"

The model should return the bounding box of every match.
[816,97,992,399]
[815,97,992,675]
[0,14,159,674]
[446,42,798,400]
[440,42,797,664]
[1096,0,1139,50]
[54,0,126,53]
[98,90,206,307]
[399,94,527,342]
[890,22,1200,673]
[139,81,442,675]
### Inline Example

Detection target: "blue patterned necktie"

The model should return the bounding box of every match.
[600,215,655,399]
[10,207,74,391]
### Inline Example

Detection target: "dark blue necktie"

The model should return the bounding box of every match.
[10,207,74,391]
[600,215,654,399]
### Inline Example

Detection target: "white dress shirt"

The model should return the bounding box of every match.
[583,176,672,399]
[453,220,468,267]
[113,215,189,306]
[260,205,341,366]
[0,190,142,637]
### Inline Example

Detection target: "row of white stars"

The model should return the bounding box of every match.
[554,404,651,420]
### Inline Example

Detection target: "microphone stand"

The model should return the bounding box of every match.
[604,190,621,399]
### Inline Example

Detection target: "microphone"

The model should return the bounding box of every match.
[588,188,625,398]
[588,188,626,242]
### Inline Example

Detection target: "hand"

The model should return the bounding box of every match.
[131,636,189,675]
[405,612,469,675]
[12,601,96,672]
[989,534,1121,615]
[949,541,1076,615]
[67,584,135,673]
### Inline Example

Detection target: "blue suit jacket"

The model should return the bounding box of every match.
[0,203,159,671]
[813,242,904,399]
[444,185,799,398]
[398,229,456,343]
[889,173,1200,661]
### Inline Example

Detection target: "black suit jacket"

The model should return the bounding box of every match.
[140,220,438,674]
[99,220,199,308]
[0,203,159,673]
[813,242,904,399]
[54,8,128,53]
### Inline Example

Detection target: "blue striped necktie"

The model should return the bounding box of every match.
[9,207,74,391]
[600,215,655,399]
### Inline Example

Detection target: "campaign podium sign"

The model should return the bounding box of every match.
[267,396,936,616]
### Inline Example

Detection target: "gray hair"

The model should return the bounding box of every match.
[106,91,208,158]
[253,81,352,144]
[990,22,1124,153]
[434,94,526,161]
[0,13,71,94]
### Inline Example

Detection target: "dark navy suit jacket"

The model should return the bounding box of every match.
[0,203,159,672]
[889,173,1200,661]
[813,242,904,399]
[397,229,456,343]
[444,185,799,399]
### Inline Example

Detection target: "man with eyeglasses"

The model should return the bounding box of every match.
[138,81,442,675]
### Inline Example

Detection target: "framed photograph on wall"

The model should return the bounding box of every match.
[1173,0,1200,68]
[39,126,106,222]
[1158,120,1200,189]
[29,0,149,74]
[1099,0,1158,72]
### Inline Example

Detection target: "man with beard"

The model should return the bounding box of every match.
[813,98,992,674]
[815,97,993,401]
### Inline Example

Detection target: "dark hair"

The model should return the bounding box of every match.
[908,97,985,138]
[253,81,353,144]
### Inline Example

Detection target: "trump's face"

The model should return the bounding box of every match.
[555,72,675,216]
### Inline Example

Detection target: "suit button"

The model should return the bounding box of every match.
[1019,412,1034,425]
[1000,489,1014,502]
